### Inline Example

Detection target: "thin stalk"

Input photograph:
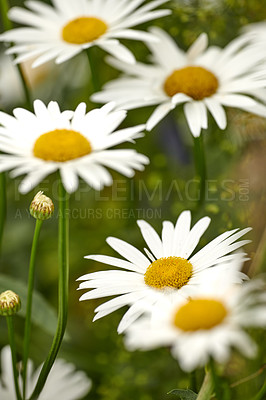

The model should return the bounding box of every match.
[231,365,266,388]
[0,0,32,109]
[252,381,266,400]
[86,47,101,94]
[16,63,32,110]
[193,135,206,208]
[189,370,198,393]
[0,1,10,258]
[0,0,12,30]
[22,218,43,399]
[0,171,6,256]
[29,178,69,400]
[6,316,22,400]
[209,358,222,400]
[197,371,214,400]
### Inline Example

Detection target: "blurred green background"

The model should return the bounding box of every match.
[0,0,266,399]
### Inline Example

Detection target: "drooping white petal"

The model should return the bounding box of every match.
[184,102,203,137]
[204,97,227,129]
[19,165,57,194]
[146,102,173,131]
[60,165,79,193]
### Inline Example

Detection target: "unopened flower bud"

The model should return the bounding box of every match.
[0,290,21,316]
[30,191,54,220]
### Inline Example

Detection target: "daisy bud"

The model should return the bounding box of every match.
[30,191,54,220]
[0,290,21,316]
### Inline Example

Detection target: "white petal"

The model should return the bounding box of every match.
[184,102,203,137]
[82,254,146,274]
[161,221,175,257]
[98,41,135,64]
[204,97,227,129]
[19,165,57,193]
[146,102,173,131]
[118,302,148,333]
[172,211,191,255]
[60,165,79,193]
[216,94,257,108]
[179,216,211,259]
[106,237,150,268]
[137,220,163,259]
[187,33,208,61]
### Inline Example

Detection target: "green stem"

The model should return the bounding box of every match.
[22,218,43,399]
[0,172,6,257]
[0,0,32,110]
[6,316,22,400]
[197,371,214,400]
[209,358,222,400]
[252,381,266,400]
[29,178,69,400]
[16,63,32,111]
[189,370,198,393]
[0,0,12,30]
[193,135,206,208]
[86,47,101,94]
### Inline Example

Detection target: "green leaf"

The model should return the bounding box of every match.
[0,273,59,337]
[167,389,198,400]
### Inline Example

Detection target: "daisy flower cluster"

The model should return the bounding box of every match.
[78,210,266,371]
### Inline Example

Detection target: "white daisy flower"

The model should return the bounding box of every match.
[77,210,250,333]
[124,278,266,371]
[0,346,91,399]
[0,100,149,194]
[92,27,266,137]
[0,0,171,68]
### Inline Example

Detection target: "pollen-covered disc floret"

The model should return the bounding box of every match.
[33,129,92,162]
[164,66,219,100]
[144,256,193,289]
[173,298,227,331]
[62,17,108,44]
[0,290,21,316]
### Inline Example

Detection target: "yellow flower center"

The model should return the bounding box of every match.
[62,16,108,44]
[33,129,92,162]
[144,256,193,289]
[164,66,219,100]
[173,298,227,331]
